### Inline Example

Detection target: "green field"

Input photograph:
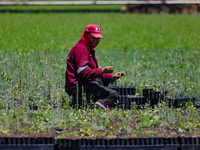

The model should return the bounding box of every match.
[0,6,200,138]
[1,9,200,51]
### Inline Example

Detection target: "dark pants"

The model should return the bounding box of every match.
[67,78,119,109]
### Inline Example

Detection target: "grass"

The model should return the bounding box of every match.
[0,7,200,51]
[0,5,200,138]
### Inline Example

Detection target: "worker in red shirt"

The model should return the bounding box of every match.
[65,24,125,109]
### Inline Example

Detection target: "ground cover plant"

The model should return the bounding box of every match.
[0,5,200,138]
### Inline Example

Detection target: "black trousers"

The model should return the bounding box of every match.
[67,78,119,109]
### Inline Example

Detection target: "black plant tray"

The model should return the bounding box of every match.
[55,138,80,150]
[118,96,130,109]
[128,96,147,105]
[0,144,54,150]
[0,137,54,150]
[55,137,179,150]
[143,89,168,100]
[167,97,199,108]
[104,137,178,150]
[118,96,146,109]
[179,137,200,150]
[80,145,178,150]
[118,95,164,109]
[1,137,200,150]
[112,87,136,95]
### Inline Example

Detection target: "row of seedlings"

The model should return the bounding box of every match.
[112,86,199,109]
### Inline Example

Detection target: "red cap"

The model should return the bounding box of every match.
[84,24,103,38]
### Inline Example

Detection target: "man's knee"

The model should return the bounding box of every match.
[109,89,119,99]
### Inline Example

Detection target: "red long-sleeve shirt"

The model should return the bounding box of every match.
[65,40,113,92]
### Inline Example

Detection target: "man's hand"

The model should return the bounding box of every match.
[112,72,125,81]
[102,66,114,74]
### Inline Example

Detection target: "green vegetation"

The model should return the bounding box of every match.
[0,5,123,12]
[0,102,200,138]
[0,7,200,51]
[0,6,200,138]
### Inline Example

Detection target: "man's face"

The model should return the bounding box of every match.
[89,34,100,47]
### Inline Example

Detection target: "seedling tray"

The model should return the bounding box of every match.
[0,137,54,150]
[118,96,146,109]
[179,137,200,150]
[0,144,54,150]
[1,137,200,150]
[168,97,199,108]
[112,87,136,95]
[142,89,168,100]
[56,137,179,150]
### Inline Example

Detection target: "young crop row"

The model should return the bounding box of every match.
[0,12,200,51]
[0,47,199,138]
[0,101,200,138]
[0,48,199,104]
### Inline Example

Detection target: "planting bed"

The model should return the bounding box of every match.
[0,5,200,150]
[0,99,200,138]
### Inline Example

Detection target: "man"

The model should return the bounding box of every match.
[65,24,125,109]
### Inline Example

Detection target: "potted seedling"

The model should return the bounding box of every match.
[167,96,199,108]
[111,86,136,95]
[143,85,168,107]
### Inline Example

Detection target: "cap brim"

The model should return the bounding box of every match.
[90,33,104,39]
